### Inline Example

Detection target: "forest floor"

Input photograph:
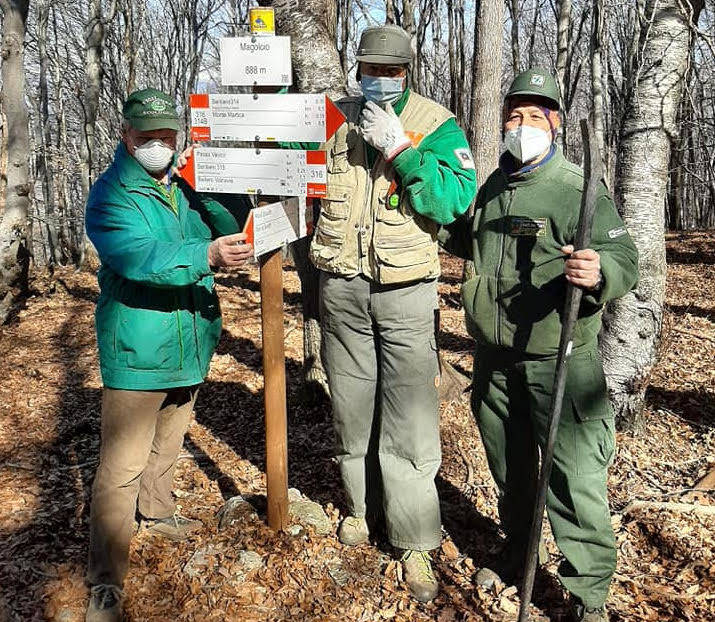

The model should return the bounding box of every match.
[0,232,713,622]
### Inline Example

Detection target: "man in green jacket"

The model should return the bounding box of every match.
[84,89,252,622]
[312,24,477,602]
[440,69,638,622]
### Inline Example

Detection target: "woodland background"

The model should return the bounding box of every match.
[0,1,714,621]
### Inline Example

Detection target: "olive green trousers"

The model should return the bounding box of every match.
[472,346,616,609]
[320,273,442,551]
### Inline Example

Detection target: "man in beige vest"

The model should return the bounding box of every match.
[311,24,477,602]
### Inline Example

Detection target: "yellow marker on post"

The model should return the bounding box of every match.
[250,7,275,36]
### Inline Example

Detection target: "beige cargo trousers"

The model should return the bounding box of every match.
[88,386,197,586]
[320,272,442,551]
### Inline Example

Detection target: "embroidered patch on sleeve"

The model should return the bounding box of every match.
[608,226,627,239]
[454,148,475,170]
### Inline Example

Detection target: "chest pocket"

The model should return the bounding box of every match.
[328,142,350,174]
[320,184,351,220]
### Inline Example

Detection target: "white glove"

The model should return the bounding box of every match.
[359,101,411,161]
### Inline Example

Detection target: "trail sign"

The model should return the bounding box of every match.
[243,197,314,258]
[189,93,346,143]
[179,147,327,198]
[220,36,292,86]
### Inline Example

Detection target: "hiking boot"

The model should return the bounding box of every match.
[337,516,369,546]
[475,538,550,589]
[85,584,123,622]
[571,598,608,622]
[400,549,439,603]
[143,512,202,541]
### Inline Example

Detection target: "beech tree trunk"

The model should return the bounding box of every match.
[507,0,521,75]
[0,0,31,323]
[590,0,607,177]
[274,0,346,398]
[78,0,105,268]
[36,0,62,267]
[555,0,571,151]
[601,0,704,431]
[464,0,503,281]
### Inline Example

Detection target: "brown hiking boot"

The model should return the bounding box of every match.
[143,512,202,541]
[85,584,123,622]
[475,538,550,589]
[337,516,370,546]
[400,549,439,603]
[571,599,608,622]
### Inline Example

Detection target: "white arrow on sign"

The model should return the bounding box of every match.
[244,197,314,258]
[179,147,327,198]
[189,93,346,143]
[220,36,292,86]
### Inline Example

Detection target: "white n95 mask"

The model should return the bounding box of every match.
[133,140,175,173]
[503,125,552,163]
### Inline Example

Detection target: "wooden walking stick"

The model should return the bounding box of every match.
[517,119,603,622]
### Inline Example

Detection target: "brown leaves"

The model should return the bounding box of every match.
[1,236,714,620]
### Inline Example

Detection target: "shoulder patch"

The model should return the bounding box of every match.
[454,148,475,170]
[608,226,627,239]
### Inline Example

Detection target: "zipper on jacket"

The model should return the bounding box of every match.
[174,293,184,370]
[495,189,516,346]
[358,145,374,273]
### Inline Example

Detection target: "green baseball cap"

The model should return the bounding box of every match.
[356,24,412,65]
[122,88,179,131]
[505,68,561,111]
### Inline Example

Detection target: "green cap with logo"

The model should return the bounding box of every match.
[505,68,561,111]
[356,24,412,65]
[122,88,180,131]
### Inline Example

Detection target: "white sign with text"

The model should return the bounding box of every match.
[220,37,292,86]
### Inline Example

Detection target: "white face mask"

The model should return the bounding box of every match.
[132,139,174,173]
[503,125,552,163]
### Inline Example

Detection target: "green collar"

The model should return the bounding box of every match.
[392,87,411,116]
[500,146,566,188]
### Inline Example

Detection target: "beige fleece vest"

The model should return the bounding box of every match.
[310,92,454,284]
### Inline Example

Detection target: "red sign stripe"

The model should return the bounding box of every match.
[191,127,211,142]
[306,150,327,165]
[307,183,327,197]
[190,93,210,108]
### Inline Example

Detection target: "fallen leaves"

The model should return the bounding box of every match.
[0,234,713,621]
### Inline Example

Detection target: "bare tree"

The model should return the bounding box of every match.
[590,0,606,174]
[507,0,521,75]
[464,0,503,284]
[0,0,31,322]
[274,0,346,397]
[600,0,705,430]
[554,0,571,107]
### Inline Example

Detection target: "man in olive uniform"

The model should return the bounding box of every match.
[84,89,252,621]
[440,69,638,622]
[311,25,477,601]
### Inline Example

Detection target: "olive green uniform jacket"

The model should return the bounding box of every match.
[440,147,638,608]
[440,147,638,357]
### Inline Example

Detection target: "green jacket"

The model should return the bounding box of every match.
[85,143,241,390]
[440,147,638,357]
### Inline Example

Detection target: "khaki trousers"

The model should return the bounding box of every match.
[320,273,442,551]
[87,386,197,586]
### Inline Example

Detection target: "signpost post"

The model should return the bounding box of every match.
[179,12,344,532]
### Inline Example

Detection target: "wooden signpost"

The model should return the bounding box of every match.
[179,13,344,532]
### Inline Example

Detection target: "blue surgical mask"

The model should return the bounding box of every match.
[361,75,405,105]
